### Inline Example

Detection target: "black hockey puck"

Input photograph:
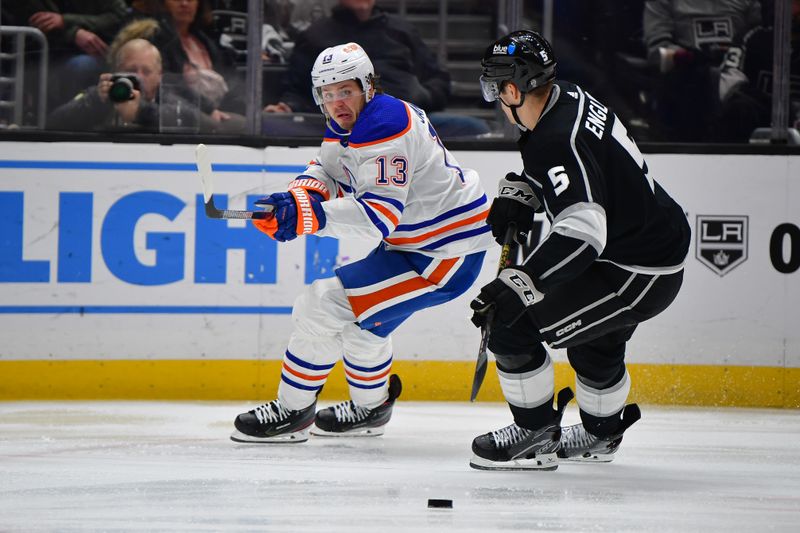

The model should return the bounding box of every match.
[427,498,453,509]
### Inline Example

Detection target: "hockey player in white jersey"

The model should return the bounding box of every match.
[231,42,493,443]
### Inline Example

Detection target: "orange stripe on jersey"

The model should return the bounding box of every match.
[426,257,460,285]
[384,209,489,245]
[344,367,392,382]
[348,105,413,148]
[365,200,400,227]
[348,276,431,318]
[346,258,459,319]
[282,362,328,381]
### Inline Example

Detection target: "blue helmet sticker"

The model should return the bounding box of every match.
[508,43,516,55]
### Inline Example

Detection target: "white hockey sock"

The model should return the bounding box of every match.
[278,337,340,411]
[497,354,554,409]
[277,276,355,410]
[342,322,392,408]
[575,370,631,418]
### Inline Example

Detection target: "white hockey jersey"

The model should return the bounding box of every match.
[299,93,494,258]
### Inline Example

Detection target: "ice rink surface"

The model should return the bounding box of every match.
[1,400,799,532]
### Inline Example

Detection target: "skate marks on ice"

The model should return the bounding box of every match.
[1,402,799,532]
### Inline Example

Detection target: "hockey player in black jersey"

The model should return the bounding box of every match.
[469,30,691,471]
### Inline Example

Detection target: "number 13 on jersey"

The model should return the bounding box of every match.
[375,155,409,186]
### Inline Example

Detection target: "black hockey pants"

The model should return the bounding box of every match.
[489,261,684,431]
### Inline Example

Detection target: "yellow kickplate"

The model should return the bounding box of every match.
[0,360,797,407]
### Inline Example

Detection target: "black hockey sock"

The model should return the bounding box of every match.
[509,398,556,431]
[579,404,641,439]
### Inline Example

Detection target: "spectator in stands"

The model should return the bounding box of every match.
[8,1,128,108]
[263,0,490,138]
[284,0,337,38]
[125,0,162,21]
[47,38,222,133]
[643,0,762,141]
[108,2,246,130]
[713,0,800,142]
[542,0,655,141]
[150,0,245,118]
[208,0,292,65]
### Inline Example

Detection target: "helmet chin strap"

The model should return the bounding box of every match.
[499,92,528,131]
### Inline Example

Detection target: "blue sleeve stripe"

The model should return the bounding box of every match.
[361,191,405,212]
[343,356,393,373]
[396,195,487,231]
[285,350,336,371]
[422,225,492,251]
[356,197,390,237]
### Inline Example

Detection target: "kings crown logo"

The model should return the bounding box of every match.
[712,250,730,267]
[696,215,748,276]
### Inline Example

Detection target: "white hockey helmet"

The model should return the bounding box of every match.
[310,42,375,108]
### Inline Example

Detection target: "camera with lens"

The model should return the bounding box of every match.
[108,73,142,103]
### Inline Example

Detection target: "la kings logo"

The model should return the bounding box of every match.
[696,215,748,276]
[693,17,733,46]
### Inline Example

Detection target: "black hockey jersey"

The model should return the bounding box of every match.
[517,81,691,293]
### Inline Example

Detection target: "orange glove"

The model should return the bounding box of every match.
[251,189,326,241]
[252,214,278,239]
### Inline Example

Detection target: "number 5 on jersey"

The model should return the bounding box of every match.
[547,165,570,196]
[376,155,409,186]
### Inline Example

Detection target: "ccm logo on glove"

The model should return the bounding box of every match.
[498,184,538,207]
[470,267,544,328]
[498,269,541,306]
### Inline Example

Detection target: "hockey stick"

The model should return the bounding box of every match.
[196,143,273,220]
[470,223,517,402]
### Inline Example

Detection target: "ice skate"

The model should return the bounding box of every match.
[558,403,641,462]
[470,387,573,471]
[311,374,402,437]
[231,399,316,443]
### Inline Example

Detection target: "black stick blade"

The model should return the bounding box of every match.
[470,324,491,402]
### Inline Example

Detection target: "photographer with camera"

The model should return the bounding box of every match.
[48,38,214,132]
[96,68,159,127]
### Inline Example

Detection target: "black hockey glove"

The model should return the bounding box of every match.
[470,267,544,328]
[487,172,542,245]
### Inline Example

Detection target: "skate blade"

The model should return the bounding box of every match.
[561,453,615,463]
[469,453,558,471]
[310,425,386,437]
[230,428,309,443]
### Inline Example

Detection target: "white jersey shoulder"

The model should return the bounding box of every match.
[302,94,493,258]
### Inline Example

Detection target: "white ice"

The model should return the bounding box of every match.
[1,401,799,532]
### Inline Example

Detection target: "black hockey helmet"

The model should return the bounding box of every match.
[480,30,556,102]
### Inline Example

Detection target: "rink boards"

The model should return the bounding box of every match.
[0,141,798,406]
